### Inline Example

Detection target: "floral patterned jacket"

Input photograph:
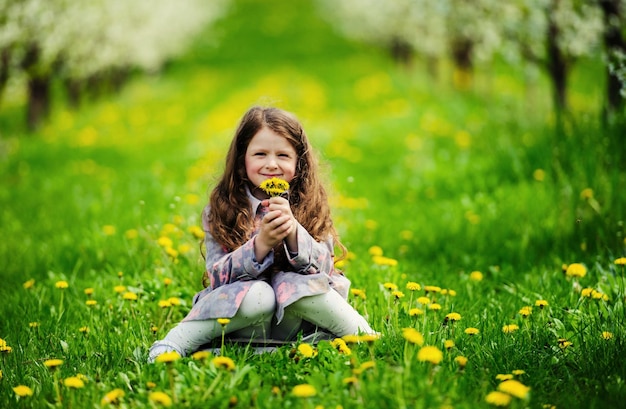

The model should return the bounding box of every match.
[182,189,350,323]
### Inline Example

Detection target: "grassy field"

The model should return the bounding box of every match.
[1,0,625,407]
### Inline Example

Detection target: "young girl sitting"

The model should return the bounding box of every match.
[149,106,376,361]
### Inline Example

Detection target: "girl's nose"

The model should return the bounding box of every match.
[266,157,278,168]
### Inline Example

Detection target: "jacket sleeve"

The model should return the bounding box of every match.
[204,230,274,289]
[283,223,335,275]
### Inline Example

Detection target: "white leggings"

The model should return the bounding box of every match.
[149,281,374,359]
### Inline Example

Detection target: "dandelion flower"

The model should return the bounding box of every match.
[502,324,519,334]
[188,225,204,239]
[191,351,211,360]
[445,312,462,322]
[444,340,455,350]
[350,288,366,299]
[13,385,34,397]
[464,327,480,335]
[84,288,94,296]
[297,343,316,358]
[101,388,125,405]
[292,384,316,398]
[496,374,514,381]
[519,306,532,318]
[343,376,358,386]
[383,282,398,291]
[212,356,236,371]
[158,300,172,308]
[391,290,405,299]
[55,281,69,289]
[86,300,97,307]
[602,331,613,340]
[155,351,181,363]
[485,391,512,406]
[428,303,442,311]
[373,256,398,267]
[512,369,525,376]
[102,225,116,235]
[402,328,424,346]
[417,346,443,365]
[581,288,593,297]
[424,285,441,293]
[163,278,173,286]
[149,391,173,407]
[259,177,290,197]
[406,282,421,291]
[29,322,39,328]
[455,356,468,368]
[157,236,173,248]
[565,263,587,278]
[409,308,424,316]
[359,361,376,372]
[125,229,139,239]
[44,359,64,369]
[122,291,138,301]
[498,379,531,399]
[217,318,231,326]
[558,338,573,349]
[63,376,85,389]
[469,271,483,281]
[23,279,35,289]
[331,338,352,355]
[535,300,548,308]
[79,326,89,334]
[616,257,626,265]
[368,245,383,257]
[417,296,430,305]
[114,285,126,293]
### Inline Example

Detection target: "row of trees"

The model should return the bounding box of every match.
[0,0,230,130]
[316,0,626,119]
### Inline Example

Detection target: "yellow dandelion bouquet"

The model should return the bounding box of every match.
[259,177,290,197]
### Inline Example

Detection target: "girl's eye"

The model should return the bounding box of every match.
[254,152,266,156]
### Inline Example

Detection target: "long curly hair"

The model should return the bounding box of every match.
[205,106,346,260]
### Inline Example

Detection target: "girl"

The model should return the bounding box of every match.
[149,106,375,361]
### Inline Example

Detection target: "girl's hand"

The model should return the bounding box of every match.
[266,197,297,252]
[254,199,295,260]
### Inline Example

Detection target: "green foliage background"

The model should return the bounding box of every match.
[1,0,625,408]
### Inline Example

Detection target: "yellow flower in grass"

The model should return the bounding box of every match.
[259,177,290,197]
[86,300,97,307]
[101,388,125,405]
[188,225,205,239]
[122,291,138,301]
[469,271,483,281]
[157,236,173,248]
[558,338,573,349]
[167,297,181,306]
[417,346,443,365]
[502,324,519,334]
[212,356,236,371]
[373,256,398,267]
[0,344,12,353]
[44,359,64,369]
[163,277,173,286]
[158,300,172,308]
[0,369,3,380]
[63,376,85,389]
[428,303,442,311]
[406,282,421,291]
[217,318,231,326]
[581,288,593,297]
[79,326,89,334]
[102,225,116,235]
[535,300,548,309]
[368,245,383,257]
[155,351,181,363]
[149,391,173,407]
[615,257,626,265]
[350,288,366,299]
[146,382,157,389]
[602,331,613,340]
[55,280,69,289]
[125,229,139,239]
[191,351,211,360]
[417,296,430,305]
[444,340,455,350]
[23,279,35,289]
[114,285,126,293]
[512,369,525,376]
[331,338,352,355]
[519,306,532,318]
[496,374,514,381]
[297,343,316,358]
[498,379,530,399]
[402,328,424,346]
[29,322,39,328]
[445,312,462,322]
[485,391,512,406]
[565,263,587,278]
[455,356,468,368]
[292,383,316,398]
[343,376,358,386]
[84,288,94,296]
[383,282,398,291]
[465,327,480,335]
[391,290,405,300]
[13,385,34,397]
[409,308,424,316]
[424,285,441,293]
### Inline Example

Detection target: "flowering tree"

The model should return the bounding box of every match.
[0,0,230,130]
[597,0,626,116]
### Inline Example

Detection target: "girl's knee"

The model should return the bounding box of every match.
[239,281,276,316]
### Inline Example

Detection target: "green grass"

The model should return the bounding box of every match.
[1,0,625,407]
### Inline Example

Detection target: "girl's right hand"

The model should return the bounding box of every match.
[254,208,294,260]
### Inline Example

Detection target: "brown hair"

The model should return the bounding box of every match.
[204,106,345,272]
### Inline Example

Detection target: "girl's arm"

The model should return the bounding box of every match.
[284,223,335,275]
[204,230,274,289]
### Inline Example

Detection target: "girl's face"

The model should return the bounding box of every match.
[245,126,297,197]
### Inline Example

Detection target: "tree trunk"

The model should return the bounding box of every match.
[0,48,10,101]
[546,1,568,112]
[598,0,626,116]
[390,37,413,66]
[26,75,51,131]
[450,37,473,90]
